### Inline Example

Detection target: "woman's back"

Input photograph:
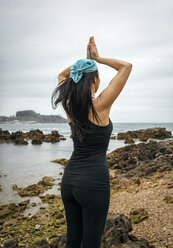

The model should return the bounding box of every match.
[61,116,113,191]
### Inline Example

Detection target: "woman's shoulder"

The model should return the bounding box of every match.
[66,97,110,126]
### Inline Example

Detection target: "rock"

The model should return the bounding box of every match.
[106,140,173,178]
[117,127,172,141]
[50,136,59,143]
[121,238,150,247]
[10,131,23,140]
[0,128,65,144]
[0,203,18,219]
[51,210,64,219]
[0,129,11,143]
[27,239,49,248]
[18,199,30,206]
[51,158,69,168]
[111,177,141,193]
[32,138,42,145]
[51,130,60,137]
[14,176,55,197]
[101,213,151,247]
[40,194,56,203]
[35,224,41,230]
[163,196,173,204]
[17,184,42,197]
[130,208,149,224]
[58,205,64,212]
[12,184,21,192]
[14,138,28,145]
[124,135,135,144]
[37,176,54,188]
[0,201,28,224]
[2,237,18,247]
[31,202,37,207]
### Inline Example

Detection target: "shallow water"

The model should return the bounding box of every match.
[0,122,172,209]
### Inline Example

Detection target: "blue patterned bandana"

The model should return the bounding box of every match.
[69,59,98,83]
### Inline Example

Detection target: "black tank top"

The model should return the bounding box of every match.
[61,117,113,191]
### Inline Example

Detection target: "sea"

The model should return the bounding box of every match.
[0,122,173,215]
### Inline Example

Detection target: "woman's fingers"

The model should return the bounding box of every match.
[87,44,91,59]
[89,39,99,57]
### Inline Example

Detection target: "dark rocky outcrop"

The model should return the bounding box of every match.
[12,176,55,197]
[1,213,153,248]
[106,139,173,178]
[129,208,149,224]
[0,128,66,144]
[117,127,172,144]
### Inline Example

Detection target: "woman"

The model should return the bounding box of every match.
[51,36,132,248]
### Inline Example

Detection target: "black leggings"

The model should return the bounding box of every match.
[60,183,110,248]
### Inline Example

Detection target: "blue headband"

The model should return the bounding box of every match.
[69,59,98,83]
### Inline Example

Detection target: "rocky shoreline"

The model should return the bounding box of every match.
[0,128,66,145]
[0,127,172,146]
[0,127,172,247]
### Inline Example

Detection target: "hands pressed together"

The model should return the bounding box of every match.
[58,36,100,84]
[87,36,100,62]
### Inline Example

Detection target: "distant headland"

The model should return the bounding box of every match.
[0,110,67,123]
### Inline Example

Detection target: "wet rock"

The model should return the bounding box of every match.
[51,158,68,168]
[18,199,30,206]
[14,177,55,197]
[0,203,18,219]
[2,237,18,247]
[0,129,11,143]
[31,202,37,207]
[31,138,43,145]
[121,239,151,248]
[40,194,56,203]
[12,184,21,192]
[0,128,65,144]
[51,130,60,137]
[106,140,173,178]
[51,210,64,219]
[163,196,173,204]
[14,138,28,145]
[130,208,149,224]
[10,131,23,140]
[16,184,42,197]
[117,127,172,141]
[27,239,49,248]
[101,213,151,247]
[59,137,66,141]
[37,176,54,189]
[35,224,41,230]
[0,201,28,224]
[124,135,135,144]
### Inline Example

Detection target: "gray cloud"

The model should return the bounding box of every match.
[0,0,173,121]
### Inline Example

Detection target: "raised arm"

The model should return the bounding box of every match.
[58,65,72,84]
[96,56,132,109]
[88,36,132,110]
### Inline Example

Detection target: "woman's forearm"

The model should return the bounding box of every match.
[58,65,72,78]
[96,56,132,71]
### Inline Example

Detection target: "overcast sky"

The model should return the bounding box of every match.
[0,0,172,122]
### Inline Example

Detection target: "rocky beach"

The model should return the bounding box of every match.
[0,126,173,247]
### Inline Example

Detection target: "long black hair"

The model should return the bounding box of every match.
[51,70,101,143]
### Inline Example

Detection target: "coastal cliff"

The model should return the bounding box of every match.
[0,110,67,123]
